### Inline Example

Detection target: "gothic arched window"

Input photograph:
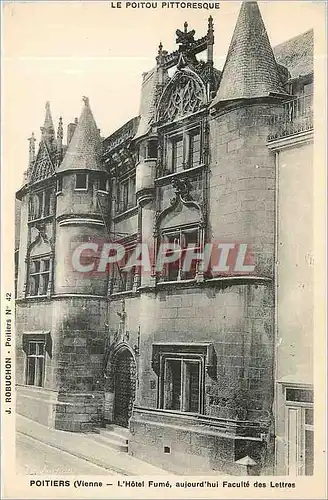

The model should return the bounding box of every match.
[157,71,206,123]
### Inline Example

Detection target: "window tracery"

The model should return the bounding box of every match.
[158,72,205,123]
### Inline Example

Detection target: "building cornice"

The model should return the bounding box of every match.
[267,129,313,151]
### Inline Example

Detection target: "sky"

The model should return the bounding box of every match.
[2,0,325,195]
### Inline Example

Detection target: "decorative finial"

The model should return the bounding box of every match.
[176,22,195,51]
[57,117,63,141]
[158,41,163,55]
[82,96,89,106]
[74,117,78,124]
[45,101,50,110]
[28,132,36,167]
[207,15,214,43]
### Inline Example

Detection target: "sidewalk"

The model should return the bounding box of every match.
[16,415,168,476]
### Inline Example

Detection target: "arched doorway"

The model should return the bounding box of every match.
[113,347,137,428]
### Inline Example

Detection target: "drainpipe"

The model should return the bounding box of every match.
[273,149,280,473]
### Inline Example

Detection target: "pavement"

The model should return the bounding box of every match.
[16,433,116,475]
[16,414,168,476]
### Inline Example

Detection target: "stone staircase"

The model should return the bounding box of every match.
[86,424,130,453]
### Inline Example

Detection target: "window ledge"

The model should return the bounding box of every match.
[26,294,48,298]
[110,290,139,299]
[156,163,205,184]
[16,295,51,303]
[28,215,53,224]
[156,279,197,288]
[113,205,138,222]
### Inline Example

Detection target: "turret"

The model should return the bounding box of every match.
[210,0,288,276]
[54,97,110,296]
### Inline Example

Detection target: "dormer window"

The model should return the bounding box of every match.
[75,173,88,190]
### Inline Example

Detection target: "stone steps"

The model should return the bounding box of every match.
[86,424,130,453]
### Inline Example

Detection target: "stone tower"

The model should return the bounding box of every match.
[52,97,110,430]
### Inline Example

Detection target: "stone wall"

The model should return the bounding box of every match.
[16,296,108,431]
[127,281,274,473]
[209,102,281,276]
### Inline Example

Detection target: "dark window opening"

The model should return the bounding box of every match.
[112,246,136,293]
[98,176,108,192]
[118,175,136,213]
[158,227,200,282]
[56,176,63,193]
[286,388,314,403]
[75,173,88,190]
[147,140,158,159]
[171,136,184,173]
[28,257,50,296]
[29,192,42,220]
[43,190,52,217]
[189,130,201,168]
[162,357,201,413]
[164,127,202,176]
[26,341,45,387]
[305,428,314,475]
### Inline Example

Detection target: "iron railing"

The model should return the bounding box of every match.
[268,94,313,141]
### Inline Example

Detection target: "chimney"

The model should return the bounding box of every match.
[67,117,78,145]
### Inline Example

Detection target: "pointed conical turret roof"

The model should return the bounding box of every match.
[211,1,286,106]
[43,101,55,131]
[40,101,57,151]
[29,103,56,183]
[57,97,105,173]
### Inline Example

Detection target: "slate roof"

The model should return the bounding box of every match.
[134,67,159,140]
[29,102,56,183]
[58,97,105,173]
[211,1,287,105]
[273,29,313,79]
[30,140,55,183]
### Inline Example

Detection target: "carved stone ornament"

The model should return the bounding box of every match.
[157,71,206,123]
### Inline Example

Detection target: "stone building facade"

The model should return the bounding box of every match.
[15,2,314,475]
